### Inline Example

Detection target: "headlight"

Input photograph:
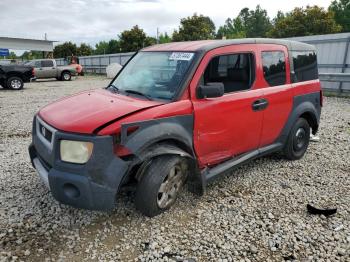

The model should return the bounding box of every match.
[60,140,93,164]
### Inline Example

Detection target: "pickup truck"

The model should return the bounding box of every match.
[25,59,77,81]
[0,64,35,90]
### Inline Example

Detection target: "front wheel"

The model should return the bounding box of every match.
[283,118,310,160]
[7,76,24,90]
[135,155,188,217]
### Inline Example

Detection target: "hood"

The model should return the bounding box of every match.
[39,89,163,134]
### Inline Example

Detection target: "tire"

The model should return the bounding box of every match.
[135,155,188,217]
[283,118,310,160]
[7,76,24,90]
[61,71,71,81]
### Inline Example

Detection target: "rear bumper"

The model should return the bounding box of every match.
[29,116,129,211]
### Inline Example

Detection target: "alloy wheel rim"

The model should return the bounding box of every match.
[157,164,185,209]
[64,73,70,80]
[11,79,21,89]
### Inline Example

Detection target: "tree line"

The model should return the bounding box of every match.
[18,0,350,59]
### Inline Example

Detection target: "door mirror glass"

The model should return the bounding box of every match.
[197,82,224,99]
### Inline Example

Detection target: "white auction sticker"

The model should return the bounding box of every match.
[169,52,194,61]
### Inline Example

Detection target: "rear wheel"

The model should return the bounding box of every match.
[135,155,188,217]
[61,71,71,81]
[283,118,310,160]
[7,76,23,90]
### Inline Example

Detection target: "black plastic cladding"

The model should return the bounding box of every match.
[30,116,130,210]
[120,114,194,156]
[276,91,321,145]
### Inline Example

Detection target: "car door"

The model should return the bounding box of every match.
[33,60,45,78]
[40,60,56,78]
[257,45,294,147]
[190,44,264,167]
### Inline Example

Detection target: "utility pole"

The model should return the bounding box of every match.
[43,33,48,58]
[156,27,159,44]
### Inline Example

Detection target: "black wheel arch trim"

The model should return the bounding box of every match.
[276,91,321,145]
[120,114,194,155]
[117,114,205,195]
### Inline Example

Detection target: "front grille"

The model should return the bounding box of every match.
[39,122,53,143]
[36,116,57,151]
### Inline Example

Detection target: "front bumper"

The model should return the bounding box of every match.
[29,116,129,211]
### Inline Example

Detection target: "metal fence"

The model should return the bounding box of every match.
[287,33,350,93]
[55,52,135,74]
[54,33,350,93]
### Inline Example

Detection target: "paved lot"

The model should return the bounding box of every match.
[0,76,349,261]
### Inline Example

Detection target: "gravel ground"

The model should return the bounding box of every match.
[0,76,349,262]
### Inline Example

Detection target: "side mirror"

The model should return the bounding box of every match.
[197,82,224,99]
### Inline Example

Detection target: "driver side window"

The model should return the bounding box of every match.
[201,53,255,93]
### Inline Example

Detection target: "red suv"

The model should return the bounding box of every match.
[29,39,322,217]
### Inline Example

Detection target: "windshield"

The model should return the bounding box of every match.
[109,51,195,100]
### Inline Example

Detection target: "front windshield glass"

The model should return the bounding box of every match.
[109,51,195,100]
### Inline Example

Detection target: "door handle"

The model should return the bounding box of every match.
[252,98,269,111]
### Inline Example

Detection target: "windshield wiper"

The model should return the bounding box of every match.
[124,89,152,100]
[108,84,119,93]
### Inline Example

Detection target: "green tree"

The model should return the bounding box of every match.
[107,39,121,54]
[216,17,246,39]
[158,32,172,44]
[329,0,350,32]
[21,51,44,60]
[8,52,17,59]
[267,6,342,37]
[238,5,272,37]
[94,41,109,55]
[53,42,78,58]
[119,25,154,52]
[172,14,216,41]
[77,43,93,56]
[272,11,286,25]
[217,5,271,39]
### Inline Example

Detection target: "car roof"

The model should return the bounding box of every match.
[142,38,315,52]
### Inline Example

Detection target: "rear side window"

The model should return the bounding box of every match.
[292,51,318,82]
[202,53,255,93]
[41,60,54,67]
[262,51,286,87]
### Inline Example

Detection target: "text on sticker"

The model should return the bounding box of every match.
[169,52,194,61]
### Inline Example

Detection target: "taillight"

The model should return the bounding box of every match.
[320,90,323,107]
[32,68,35,76]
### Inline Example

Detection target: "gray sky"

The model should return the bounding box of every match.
[0,0,332,48]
